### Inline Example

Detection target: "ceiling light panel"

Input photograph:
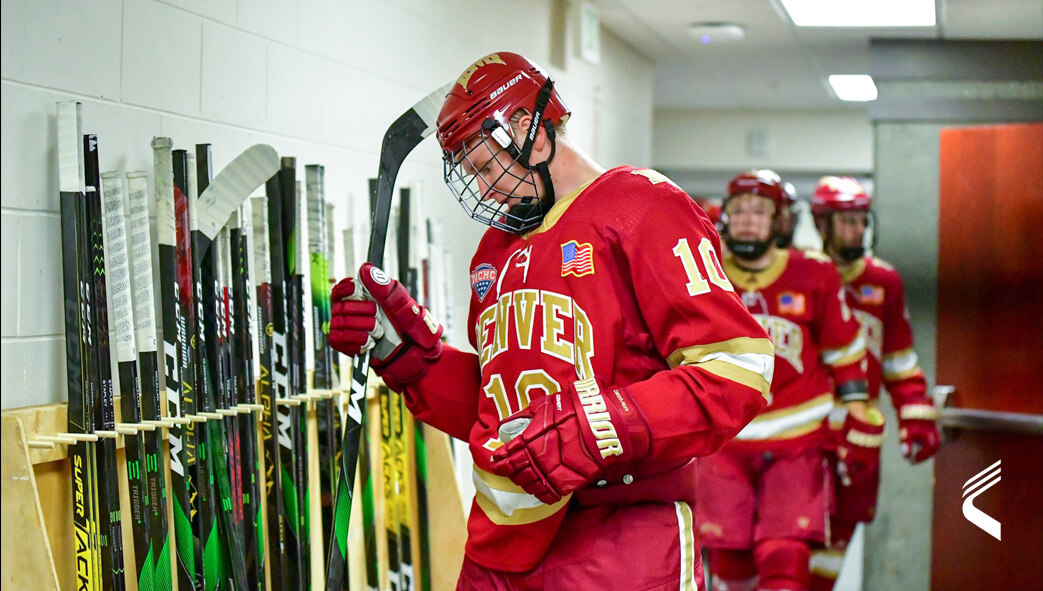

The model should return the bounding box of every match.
[782,0,936,27]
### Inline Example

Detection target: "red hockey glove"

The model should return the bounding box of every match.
[836,406,885,487]
[896,401,940,464]
[489,377,651,505]
[329,263,443,390]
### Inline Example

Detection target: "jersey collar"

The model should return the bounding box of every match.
[724,247,790,291]
[523,177,597,238]
[836,256,867,284]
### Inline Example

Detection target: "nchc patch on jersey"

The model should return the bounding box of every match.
[470,262,497,302]
[457,166,774,572]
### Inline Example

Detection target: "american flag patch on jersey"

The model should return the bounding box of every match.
[859,284,885,305]
[561,240,595,277]
[778,292,806,315]
[470,263,497,302]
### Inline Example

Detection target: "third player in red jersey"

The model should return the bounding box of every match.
[807,176,940,589]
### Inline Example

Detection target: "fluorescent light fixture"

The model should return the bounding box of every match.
[828,75,878,101]
[781,0,935,27]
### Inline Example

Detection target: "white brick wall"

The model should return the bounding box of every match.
[0,0,654,409]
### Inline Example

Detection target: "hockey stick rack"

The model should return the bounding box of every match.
[1,373,466,591]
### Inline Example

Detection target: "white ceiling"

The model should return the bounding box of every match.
[593,0,1043,110]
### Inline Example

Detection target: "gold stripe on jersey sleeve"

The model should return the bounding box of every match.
[667,337,775,401]
[735,393,834,441]
[697,359,772,400]
[473,468,572,525]
[883,347,922,380]
[667,336,776,365]
[821,334,866,367]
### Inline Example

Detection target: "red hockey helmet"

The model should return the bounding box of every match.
[437,52,571,234]
[811,176,872,215]
[722,169,786,260]
[726,169,787,208]
[437,52,570,157]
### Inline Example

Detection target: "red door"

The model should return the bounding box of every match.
[930,123,1043,590]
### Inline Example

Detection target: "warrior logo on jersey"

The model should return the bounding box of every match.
[471,263,498,302]
[858,284,885,305]
[561,240,595,277]
[778,292,806,316]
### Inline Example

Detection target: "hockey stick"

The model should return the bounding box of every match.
[306,164,338,561]
[57,100,103,591]
[229,204,266,591]
[251,194,290,591]
[84,134,128,591]
[267,162,308,589]
[126,170,173,591]
[100,171,155,590]
[193,144,249,591]
[174,148,222,590]
[324,80,453,591]
[153,138,200,591]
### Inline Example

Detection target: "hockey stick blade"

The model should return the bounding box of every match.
[367,82,453,267]
[197,144,279,243]
[325,81,452,591]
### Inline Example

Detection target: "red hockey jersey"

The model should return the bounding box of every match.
[403,166,773,572]
[838,256,927,407]
[721,248,868,449]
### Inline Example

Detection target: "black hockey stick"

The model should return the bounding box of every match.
[267,161,308,590]
[229,204,265,591]
[173,148,222,590]
[153,138,200,591]
[306,164,338,562]
[251,194,289,591]
[193,143,248,591]
[84,133,128,591]
[126,170,173,591]
[324,81,452,591]
[57,100,104,591]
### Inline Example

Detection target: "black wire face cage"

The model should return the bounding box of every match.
[443,125,553,234]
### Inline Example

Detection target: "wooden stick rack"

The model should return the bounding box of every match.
[1,375,467,591]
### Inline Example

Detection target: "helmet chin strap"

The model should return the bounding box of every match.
[491,78,559,231]
[726,237,774,261]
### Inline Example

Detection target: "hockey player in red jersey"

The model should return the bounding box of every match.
[328,52,774,590]
[695,169,880,591]
[807,176,940,589]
